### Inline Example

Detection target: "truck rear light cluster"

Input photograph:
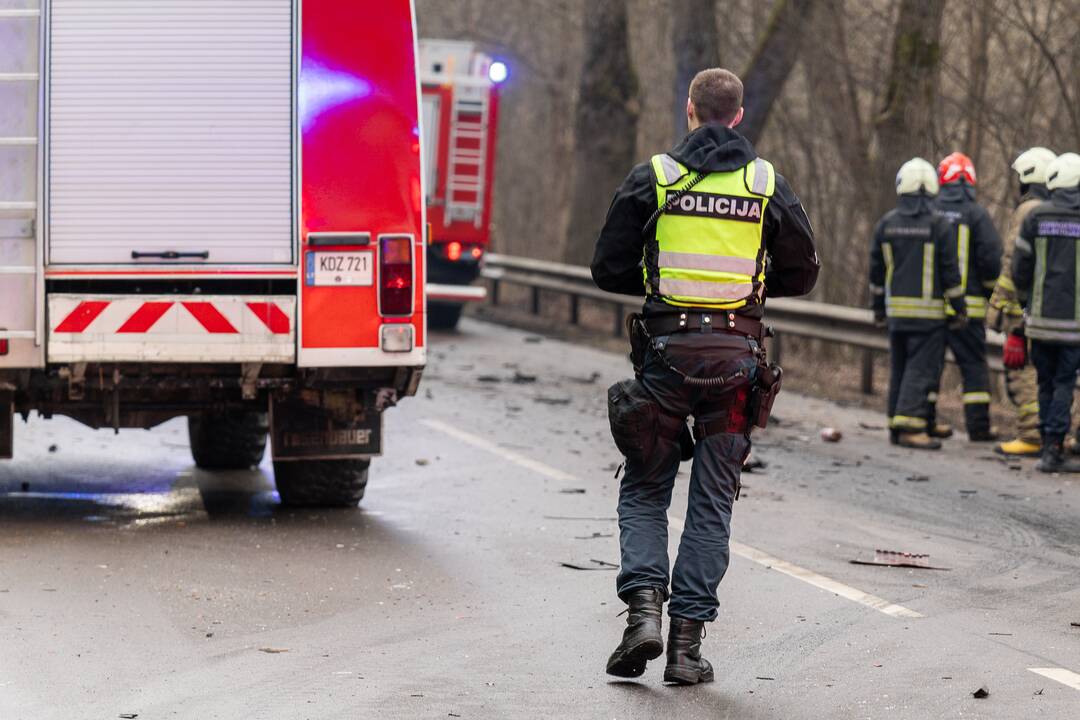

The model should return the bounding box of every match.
[440,241,484,263]
[379,235,413,317]
[0,337,7,357]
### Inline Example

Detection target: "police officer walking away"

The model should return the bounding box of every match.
[931,153,1002,441]
[1012,153,1080,473]
[869,159,967,449]
[988,148,1057,457]
[592,68,818,684]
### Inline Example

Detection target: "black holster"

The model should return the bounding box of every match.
[748,362,783,429]
[626,313,650,378]
[607,378,684,464]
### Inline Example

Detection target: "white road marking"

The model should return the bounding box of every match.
[1029,667,1080,692]
[420,418,578,483]
[425,418,922,619]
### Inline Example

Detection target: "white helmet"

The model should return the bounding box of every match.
[1012,147,1057,186]
[1047,152,1080,191]
[895,158,939,196]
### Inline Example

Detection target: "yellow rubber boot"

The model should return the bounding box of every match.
[996,438,1042,457]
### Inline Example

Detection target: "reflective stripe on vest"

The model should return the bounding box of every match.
[883,239,947,320]
[648,153,774,310]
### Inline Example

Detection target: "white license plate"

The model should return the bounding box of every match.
[307,252,373,287]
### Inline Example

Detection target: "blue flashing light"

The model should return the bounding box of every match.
[488,61,509,85]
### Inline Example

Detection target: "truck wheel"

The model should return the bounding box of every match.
[188,411,268,470]
[428,302,463,330]
[273,459,370,508]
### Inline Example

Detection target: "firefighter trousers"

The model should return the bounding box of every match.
[941,319,993,434]
[615,330,757,622]
[1004,364,1041,443]
[1030,341,1080,442]
[887,325,946,432]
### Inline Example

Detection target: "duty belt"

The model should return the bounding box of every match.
[644,311,767,342]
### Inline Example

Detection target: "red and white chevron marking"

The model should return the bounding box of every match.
[48,295,296,363]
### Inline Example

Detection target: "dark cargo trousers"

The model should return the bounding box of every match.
[932,319,992,434]
[1030,341,1080,443]
[616,331,757,622]
[887,325,947,431]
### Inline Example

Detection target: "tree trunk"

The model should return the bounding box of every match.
[564,0,639,266]
[671,0,719,144]
[739,0,819,145]
[871,0,946,219]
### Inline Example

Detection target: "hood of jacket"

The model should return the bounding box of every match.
[668,124,757,173]
[1051,187,1080,210]
[897,193,936,216]
[1022,184,1051,203]
[938,181,976,204]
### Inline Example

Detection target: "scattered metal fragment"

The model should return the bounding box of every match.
[574,532,614,540]
[988,632,1012,636]
[820,427,842,442]
[590,558,618,568]
[511,372,537,384]
[476,375,501,383]
[534,396,571,405]
[559,559,617,571]
[849,549,951,570]
[1070,622,1080,628]
[558,488,586,494]
[906,474,930,483]
[119,715,138,719]
[258,647,289,654]
[972,685,990,699]
[1035,688,1044,695]
[415,459,430,466]
[755,676,776,681]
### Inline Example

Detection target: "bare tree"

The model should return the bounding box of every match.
[671,0,719,143]
[739,0,818,144]
[565,0,639,266]
[871,0,947,218]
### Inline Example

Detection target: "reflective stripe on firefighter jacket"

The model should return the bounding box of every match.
[934,189,1002,320]
[646,153,775,309]
[1013,193,1080,343]
[878,221,962,321]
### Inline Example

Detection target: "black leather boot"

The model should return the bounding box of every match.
[663,617,714,685]
[1037,441,1080,473]
[606,588,664,678]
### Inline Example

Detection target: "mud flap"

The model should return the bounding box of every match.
[270,391,382,461]
[0,392,12,460]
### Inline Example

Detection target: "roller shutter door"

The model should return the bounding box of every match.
[47,0,294,265]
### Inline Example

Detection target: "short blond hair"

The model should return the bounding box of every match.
[689,69,743,125]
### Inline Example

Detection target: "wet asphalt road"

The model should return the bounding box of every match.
[2,318,1080,719]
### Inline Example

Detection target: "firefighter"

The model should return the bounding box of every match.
[988,147,1057,457]
[930,152,1002,441]
[869,158,967,449]
[592,68,818,684]
[1011,152,1080,473]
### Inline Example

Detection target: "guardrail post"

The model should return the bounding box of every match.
[861,349,874,395]
[769,332,782,365]
[491,279,500,306]
[569,295,580,325]
[531,286,541,315]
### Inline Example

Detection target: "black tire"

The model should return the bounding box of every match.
[273,459,370,508]
[428,302,464,330]
[188,411,268,470]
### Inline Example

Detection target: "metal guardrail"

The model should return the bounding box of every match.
[480,253,1005,396]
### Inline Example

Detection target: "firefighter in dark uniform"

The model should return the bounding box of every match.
[592,68,818,684]
[930,152,1003,441]
[1011,152,1080,473]
[869,158,967,449]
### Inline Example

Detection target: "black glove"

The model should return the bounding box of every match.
[948,313,968,331]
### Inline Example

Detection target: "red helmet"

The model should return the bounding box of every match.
[938,152,976,186]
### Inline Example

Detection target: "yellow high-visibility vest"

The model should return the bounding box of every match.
[647,153,775,310]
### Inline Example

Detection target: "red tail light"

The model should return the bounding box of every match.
[0,338,7,356]
[379,236,413,316]
[446,241,463,262]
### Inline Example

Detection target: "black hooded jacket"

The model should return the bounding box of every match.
[932,182,1002,302]
[590,125,819,319]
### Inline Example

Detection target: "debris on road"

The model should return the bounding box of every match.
[858,421,886,431]
[415,459,430,466]
[119,714,138,719]
[258,647,289,654]
[476,375,501,383]
[987,632,1012,636]
[906,474,930,483]
[512,372,537,384]
[558,488,586,494]
[48,444,58,453]
[574,532,613,540]
[959,489,978,497]
[755,676,776,681]
[820,428,843,442]
[560,559,618,571]
[534,396,572,405]
[849,549,951,570]
[1070,622,1080,628]
[524,336,543,344]
[972,685,990,699]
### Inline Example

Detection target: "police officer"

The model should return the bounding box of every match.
[1012,152,1080,473]
[869,159,967,449]
[930,153,1002,441]
[592,68,818,684]
[988,148,1057,456]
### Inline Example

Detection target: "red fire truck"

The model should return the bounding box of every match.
[419,40,504,329]
[0,0,426,506]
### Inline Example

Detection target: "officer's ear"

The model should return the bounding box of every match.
[728,107,744,129]
[687,98,699,131]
